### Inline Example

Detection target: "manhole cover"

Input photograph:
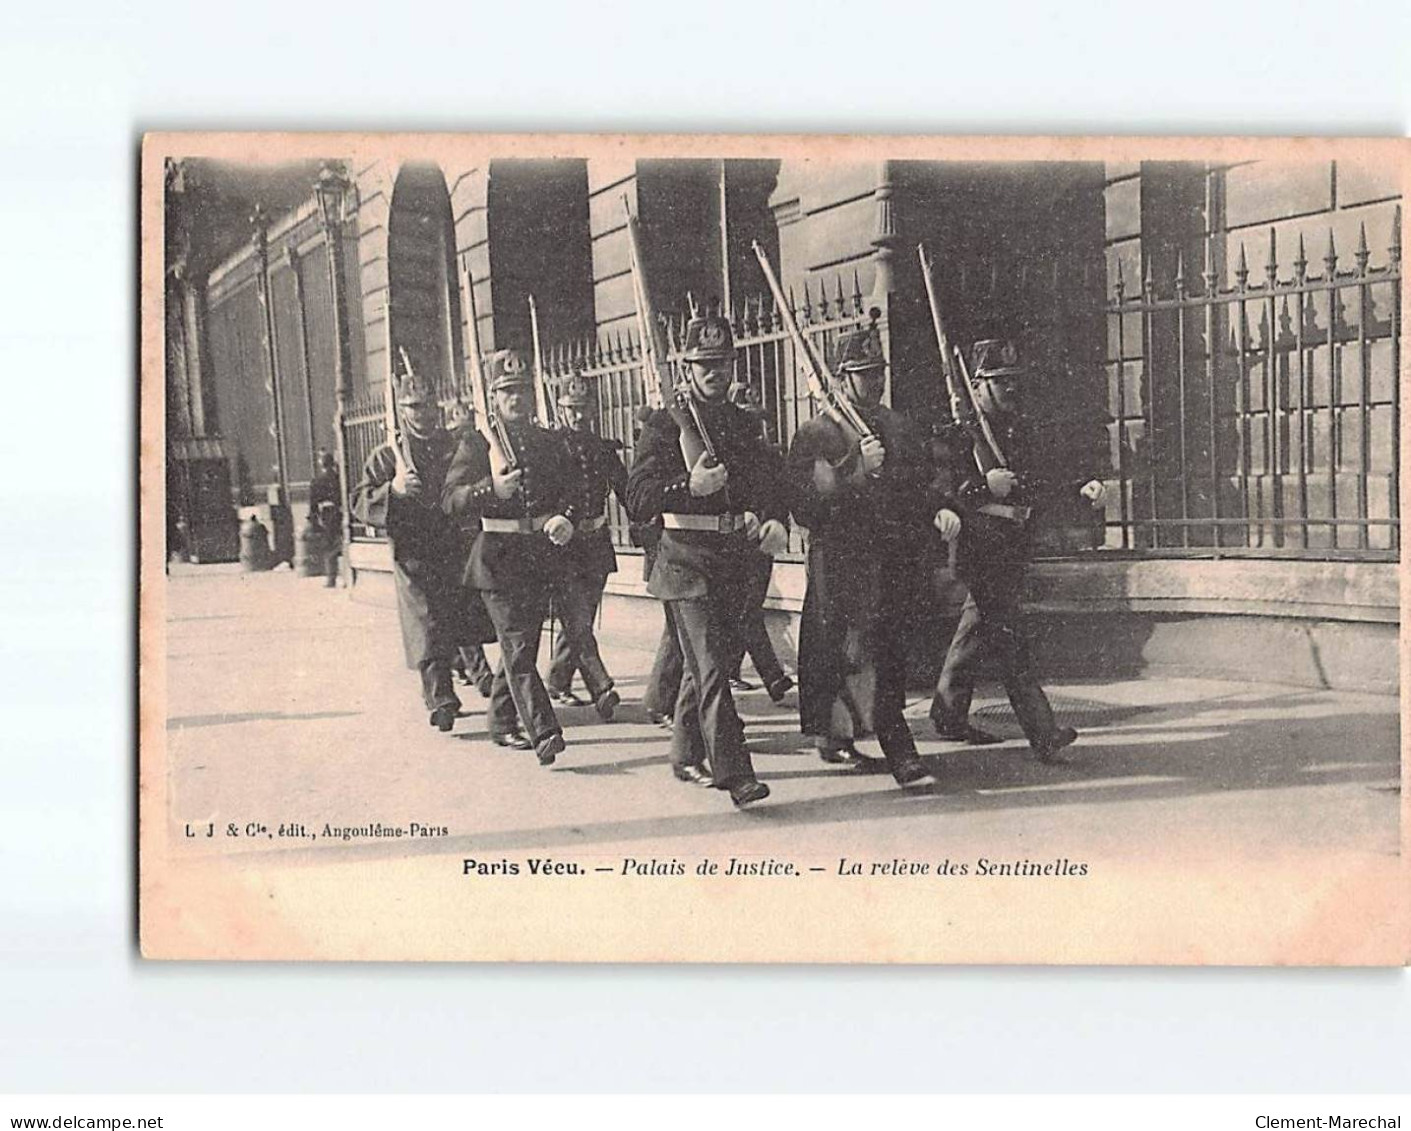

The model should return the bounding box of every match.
[971,695,1152,734]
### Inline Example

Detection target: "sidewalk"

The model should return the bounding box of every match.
[159,566,1401,867]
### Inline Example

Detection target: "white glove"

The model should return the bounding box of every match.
[757,519,788,557]
[811,458,839,495]
[1080,479,1107,507]
[492,466,523,500]
[933,508,962,542]
[985,468,1018,498]
[859,435,886,476]
[544,515,574,546]
[391,464,422,499]
[741,511,761,540]
[689,453,729,497]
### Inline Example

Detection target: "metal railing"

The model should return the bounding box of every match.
[1105,209,1401,560]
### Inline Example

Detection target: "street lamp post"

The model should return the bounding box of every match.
[316,161,355,587]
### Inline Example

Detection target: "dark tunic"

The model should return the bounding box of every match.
[441,423,579,594]
[559,428,629,580]
[787,404,951,744]
[626,402,789,601]
[351,431,491,670]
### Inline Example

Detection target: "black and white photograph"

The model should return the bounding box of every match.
[141,135,1407,962]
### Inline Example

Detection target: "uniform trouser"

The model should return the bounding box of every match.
[545,573,613,700]
[643,605,684,717]
[733,555,785,686]
[932,565,1057,748]
[480,587,561,746]
[394,562,460,717]
[871,581,921,769]
[667,594,756,787]
[418,661,459,715]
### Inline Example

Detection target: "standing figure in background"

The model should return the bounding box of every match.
[351,370,473,733]
[543,374,628,721]
[786,322,951,787]
[441,349,580,766]
[725,380,793,704]
[308,449,343,589]
[626,313,789,808]
[932,338,1106,762]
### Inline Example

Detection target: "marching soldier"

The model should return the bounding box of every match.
[626,312,789,807]
[727,381,794,703]
[931,338,1106,761]
[351,367,487,732]
[543,373,627,721]
[441,349,580,766]
[444,396,496,698]
[632,405,683,729]
[786,322,951,787]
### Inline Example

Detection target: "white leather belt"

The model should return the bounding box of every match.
[976,503,1032,523]
[481,515,552,534]
[662,512,748,534]
[577,515,607,533]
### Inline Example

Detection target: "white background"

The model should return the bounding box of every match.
[1,0,1408,1094]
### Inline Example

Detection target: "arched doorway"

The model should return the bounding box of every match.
[387,163,464,395]
[485,159,595,355]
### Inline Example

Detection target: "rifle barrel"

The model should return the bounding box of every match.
[750,241,873,442]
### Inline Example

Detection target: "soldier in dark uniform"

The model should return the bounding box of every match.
[351,369,487,733]
[441,349,580,766]
[932,338,1107,762]
[632,407,683,729]
[626,313,788,807]
[443,396,496,699]
[543,373,627,721]
[786,322,951,787]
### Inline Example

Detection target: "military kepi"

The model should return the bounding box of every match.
[971,338,1028,379]
[833,323,886,373]
[395,365,436,406]
[486,348,533,391]
[681,313,734,361]
[557,373,593,407]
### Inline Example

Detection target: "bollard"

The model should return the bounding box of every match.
[296,514,326,577]
[239,514,273,572]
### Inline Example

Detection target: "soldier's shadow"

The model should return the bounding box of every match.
[426,687,1398,853]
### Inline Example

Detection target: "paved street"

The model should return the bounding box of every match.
[148,564,1404,961]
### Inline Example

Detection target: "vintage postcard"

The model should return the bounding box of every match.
[140,134,1408,963]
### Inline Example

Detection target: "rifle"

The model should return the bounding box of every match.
[621,195,720,472]
[527,294,554,428]
[382,300,418,477]
[750,241,876,449]
[917,242,1007,473]
[458,253,519,472]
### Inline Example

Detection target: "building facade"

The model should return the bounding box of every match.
[163,152,1402,691]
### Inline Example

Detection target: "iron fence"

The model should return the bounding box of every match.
[1105,209,1401,560]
